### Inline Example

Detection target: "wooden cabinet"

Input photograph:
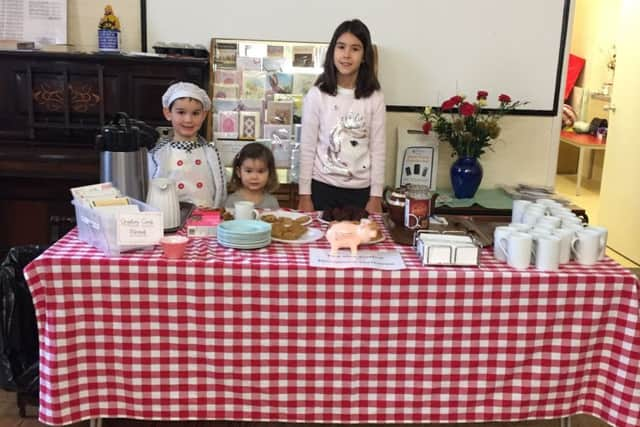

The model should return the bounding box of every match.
[0,49,208,256]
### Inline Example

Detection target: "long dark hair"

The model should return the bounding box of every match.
[229,142,279,193]
[316,19,381,99]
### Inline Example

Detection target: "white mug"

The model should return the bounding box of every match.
[532,235,560,271]
[499,232,533,270]
[508,222,532,232]
[571,229,603,265]
[585,225,608,260]
[537,216,562,229]
[512,200,532,223]
[552,228,574,264]
[560,214,583,228]
[234,201,259,220]
[522,209,545,225]
[493,226,513,262]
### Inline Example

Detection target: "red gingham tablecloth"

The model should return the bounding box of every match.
[24,215,640,426]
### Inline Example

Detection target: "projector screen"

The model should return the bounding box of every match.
[145,0,570,115]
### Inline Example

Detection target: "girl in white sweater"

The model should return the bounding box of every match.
[297,19,386,213]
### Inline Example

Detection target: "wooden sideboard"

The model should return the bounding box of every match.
[0,48,209,256]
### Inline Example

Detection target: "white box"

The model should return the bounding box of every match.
[73,198,161,256]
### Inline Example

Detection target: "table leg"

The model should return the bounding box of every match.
[588,148,595,179]
[576,147,585,196]
[89,418,103,427]
[560,416,572,427]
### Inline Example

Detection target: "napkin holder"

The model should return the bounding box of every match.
[414,230,480,266]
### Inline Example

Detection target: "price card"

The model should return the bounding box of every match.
[116,212,163,246]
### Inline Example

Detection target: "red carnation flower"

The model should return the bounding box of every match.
[498,94,512,103]
[450,95,463,105]
[441,99,456,110]
[459,102,475,117]
[477,90,488,100]
[422,121,432,134]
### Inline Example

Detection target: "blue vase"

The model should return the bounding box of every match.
[450,156,483,198]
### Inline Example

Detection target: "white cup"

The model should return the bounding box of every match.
[493,226,514,262]
[550,206,573,216]
[500,232,533,270]
[571,229,603,265]
[535,198,557,208]
[561,223,585,235]
[508,223,532,232]
[552,228,574,264]
[560,214,583,228]
[234,201,259,220]
[512,200,532,223]
[523,209,545,225]
[537,216,562,229]
[532,223,555,234]
[585,225,608,260]
[532,235,561,271]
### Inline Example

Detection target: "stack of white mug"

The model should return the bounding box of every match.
[494,199,607,270]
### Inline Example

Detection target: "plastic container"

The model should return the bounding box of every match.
[72,197,161,256]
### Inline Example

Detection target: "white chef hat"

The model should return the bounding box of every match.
[162,81,211,111]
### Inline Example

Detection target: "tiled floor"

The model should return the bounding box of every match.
[0,174,627,427]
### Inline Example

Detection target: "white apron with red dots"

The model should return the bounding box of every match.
[148,136,227,208]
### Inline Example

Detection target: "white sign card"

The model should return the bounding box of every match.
[116,212,163,246]
[309,248,406,270]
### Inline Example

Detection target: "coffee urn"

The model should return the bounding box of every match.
[96,112,159,200]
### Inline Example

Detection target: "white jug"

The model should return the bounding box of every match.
[146,177,180,229]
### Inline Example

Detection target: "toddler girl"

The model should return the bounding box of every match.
[149,81,226,208]
[225,142,280,209]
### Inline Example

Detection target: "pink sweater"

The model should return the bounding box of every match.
[298,86,386,197]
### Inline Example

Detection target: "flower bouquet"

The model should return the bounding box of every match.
[420,91,526,198]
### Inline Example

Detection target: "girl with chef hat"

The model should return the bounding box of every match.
[149,81,227,208]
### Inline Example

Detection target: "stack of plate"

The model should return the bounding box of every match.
[217,220,272,249]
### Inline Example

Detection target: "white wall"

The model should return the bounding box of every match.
[65,0,567,190]
[570,0,621,93]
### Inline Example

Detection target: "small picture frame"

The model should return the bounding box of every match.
[239,111,261,140]
[292,45,314,67]
[214,42,238,69]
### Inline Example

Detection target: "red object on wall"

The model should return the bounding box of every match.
[565,54,585,101]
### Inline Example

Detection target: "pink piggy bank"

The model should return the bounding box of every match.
[325,219,378,255]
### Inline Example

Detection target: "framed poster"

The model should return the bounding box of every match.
[395,127,438,190]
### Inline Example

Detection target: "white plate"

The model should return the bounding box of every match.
[272,227,324,244]
[259,210,312,226]
[317,212,331,224]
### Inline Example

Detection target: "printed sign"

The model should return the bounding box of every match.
[116,212,163,246]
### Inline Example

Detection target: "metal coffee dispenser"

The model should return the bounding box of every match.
[96,112,159,200]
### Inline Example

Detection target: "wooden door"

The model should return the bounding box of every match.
[599,0,640,264]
